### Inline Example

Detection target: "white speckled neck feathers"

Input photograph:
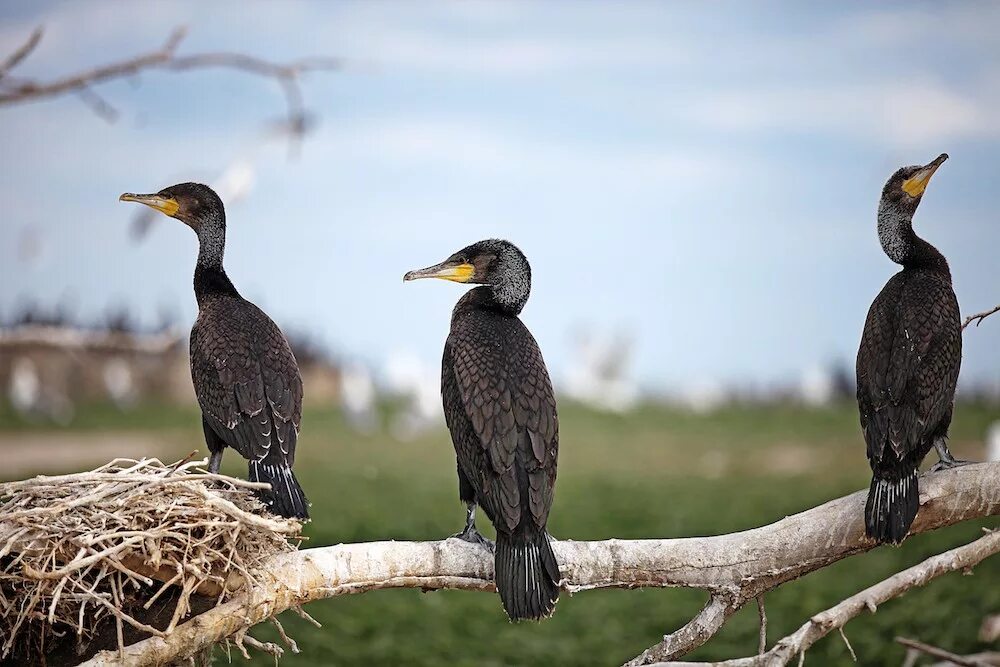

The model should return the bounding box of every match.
[876,196,949,276]
[491,243,531,314]
[196,211,226,269]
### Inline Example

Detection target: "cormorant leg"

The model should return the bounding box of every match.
[930,438,973,472]
[451,502,494,552]
[207,450,223,474]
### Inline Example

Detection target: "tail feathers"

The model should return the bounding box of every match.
[494,528,560,621]
[865,469,918,544]
[248,460,309,519]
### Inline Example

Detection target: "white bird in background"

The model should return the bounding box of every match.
[128,114,316,242]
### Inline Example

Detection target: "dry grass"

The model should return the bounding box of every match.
[0,456,301,663]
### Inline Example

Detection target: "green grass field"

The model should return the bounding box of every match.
[1,400,997,665]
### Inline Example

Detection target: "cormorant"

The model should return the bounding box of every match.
[856,153,967,544]
[404,239,561,620]
[120,183,308,519]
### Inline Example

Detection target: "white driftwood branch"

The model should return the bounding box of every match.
[653,529,1000,667]
[77,463,1000,667]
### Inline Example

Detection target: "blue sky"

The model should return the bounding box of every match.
[1,1,998,390]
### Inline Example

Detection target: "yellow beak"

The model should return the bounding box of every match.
[403,262,475,283]
[119,193,180,217]
[902,153,948,198]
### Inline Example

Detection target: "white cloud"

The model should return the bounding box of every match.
[320,116,739,191]
[683,80,999,147]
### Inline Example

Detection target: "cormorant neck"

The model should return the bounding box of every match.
[877,199,949,275]
[491,277,529,315]
[455,284,527,318]
[193,214,238,304]
[195,216,226,270]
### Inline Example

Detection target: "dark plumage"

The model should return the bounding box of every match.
[856,154,964,544]
[405,239,560,620]
[120,183,308,519]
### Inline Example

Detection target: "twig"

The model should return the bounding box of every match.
[894,637,988,667]
[962,304,1000,330]
[757,595,767,656]
[0,26,43,78]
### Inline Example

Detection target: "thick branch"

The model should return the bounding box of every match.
[656,529,999,667]
[77,463,1000,666]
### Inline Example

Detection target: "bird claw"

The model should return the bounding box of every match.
[930,458,973,473]
[450,527,495,552]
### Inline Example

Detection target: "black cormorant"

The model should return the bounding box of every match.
[404,239,560,620]
[856,153,967,544]
[120,183,308,519]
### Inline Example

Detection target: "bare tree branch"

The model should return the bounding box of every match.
[0,26,43,78]
[895,637,991,667]
[648,529,1000,667]
[0,25,339,150]
[963,304,1000,331]
[72,463,999,666]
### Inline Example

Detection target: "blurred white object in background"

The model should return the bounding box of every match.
[8,355,74,424]
[678,378,726,414]
[564,329,637,412]
[102,357,137,409]
[987,421,1000,463]
[340,360,377,435]
[9,357,41,415]
[799,364,834,406]
[383,349,443,440]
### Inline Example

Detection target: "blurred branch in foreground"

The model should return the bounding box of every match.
[0,26,339,152]
[28,462,990,666]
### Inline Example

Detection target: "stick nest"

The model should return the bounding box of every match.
[0,457,302,663]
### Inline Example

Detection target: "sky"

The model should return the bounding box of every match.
[1,1,998,391]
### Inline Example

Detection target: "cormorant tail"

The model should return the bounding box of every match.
[495,526,560,621]
[249,460,309,519]
[865,468,918,544]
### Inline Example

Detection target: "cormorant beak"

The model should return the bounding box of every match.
[403,260,476,283]
[902,153,948,198]
[119,192,180,218]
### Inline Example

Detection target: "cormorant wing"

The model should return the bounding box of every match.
[858,276,961,461]
[445,316,558,532]
[190,301,303,466]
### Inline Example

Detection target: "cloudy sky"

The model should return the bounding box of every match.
[1,1,998,390]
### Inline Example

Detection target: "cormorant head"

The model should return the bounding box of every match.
[880,153,948,214]
[403,239,531,312]
[119,183,225,231]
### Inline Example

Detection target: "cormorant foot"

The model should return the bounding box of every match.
[930,457,974,472]
[450,526,495,552]
[931,439,974,472]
